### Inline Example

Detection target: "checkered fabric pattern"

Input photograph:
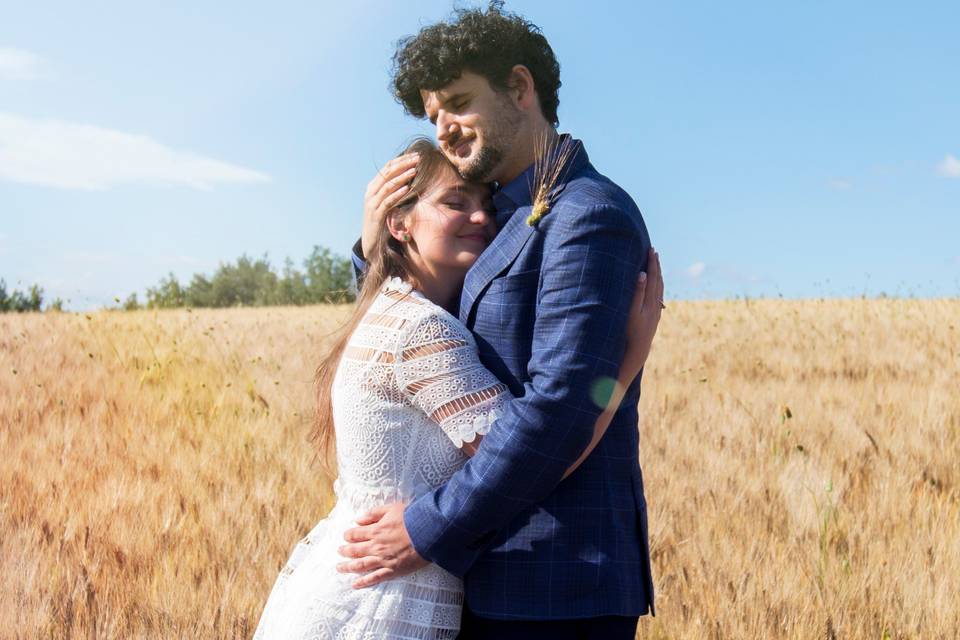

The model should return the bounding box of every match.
[354,139,654,620]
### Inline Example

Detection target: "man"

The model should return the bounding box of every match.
[339,5,655,638]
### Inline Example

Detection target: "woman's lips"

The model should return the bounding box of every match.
[459,233,488,245]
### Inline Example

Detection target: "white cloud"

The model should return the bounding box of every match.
[0,112,271,190]
[0,47,43,79]
[686,262,706,279]
[936,154,960,178]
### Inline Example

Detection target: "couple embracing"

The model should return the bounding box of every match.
[255,5,662,639]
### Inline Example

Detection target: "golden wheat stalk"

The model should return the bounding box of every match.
[526,132,581,226]
[3,299,959,637]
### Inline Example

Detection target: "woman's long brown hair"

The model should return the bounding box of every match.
[309,137,457,476]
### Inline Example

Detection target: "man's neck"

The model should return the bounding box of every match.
[494,123,559,185]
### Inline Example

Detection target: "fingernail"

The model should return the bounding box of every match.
[639,272,647,282]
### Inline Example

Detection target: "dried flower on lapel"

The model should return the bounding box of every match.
[527,133,581,227]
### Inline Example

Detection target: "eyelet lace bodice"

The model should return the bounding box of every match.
[254,278,513,640]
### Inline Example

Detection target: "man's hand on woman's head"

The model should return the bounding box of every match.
[362,153,420,257]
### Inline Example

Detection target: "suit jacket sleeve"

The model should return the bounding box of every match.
[403,202,650,577]
[351,238,367,291]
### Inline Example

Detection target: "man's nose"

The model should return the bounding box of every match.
[436,112,459,143]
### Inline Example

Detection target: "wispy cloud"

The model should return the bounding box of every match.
[936,154,960,178]
[0,112,271,190]
[686,262,706,279]
[828,178,852,190]
[0,47,43,79]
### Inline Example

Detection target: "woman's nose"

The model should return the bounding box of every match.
[469,207,491,224]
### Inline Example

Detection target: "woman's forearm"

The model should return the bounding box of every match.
[562,360,643,479]
[462,349,649,468]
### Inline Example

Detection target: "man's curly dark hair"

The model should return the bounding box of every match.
[391,2,562,126]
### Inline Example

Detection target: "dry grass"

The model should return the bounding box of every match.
[1,299,958,639]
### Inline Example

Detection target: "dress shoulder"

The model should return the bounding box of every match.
[383,279,511,449]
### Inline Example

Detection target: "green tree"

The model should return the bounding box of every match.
[303,246,355,303]
[201,254,278,307]
[25,284,44,311]
[0,281,43,312]
[276,257,309,306]
[133,246,354,310]
[146,273,185,308]
[122,293,141,311]
[184,273,214,308]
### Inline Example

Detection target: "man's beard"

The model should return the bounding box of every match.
[458,144,503,182]
[455,97,523,183]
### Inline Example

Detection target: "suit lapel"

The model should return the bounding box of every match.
[459,205,535,324]
[458,135,591,325]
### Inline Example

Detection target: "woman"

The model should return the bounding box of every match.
[253,138,664,639]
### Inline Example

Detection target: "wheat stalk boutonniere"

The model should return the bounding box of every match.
[526,133,581,227]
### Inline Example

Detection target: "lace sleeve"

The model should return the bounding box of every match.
[395,309,513,448]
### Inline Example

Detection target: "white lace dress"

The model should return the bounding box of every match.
[253,278,512,640]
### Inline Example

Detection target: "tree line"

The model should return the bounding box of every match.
[1,246,355,313]
[0,280,59,312]
[129,246,355,310]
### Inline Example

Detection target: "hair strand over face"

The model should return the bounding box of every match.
[309,138,456,474]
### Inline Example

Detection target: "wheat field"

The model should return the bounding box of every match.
[1,299,958,639]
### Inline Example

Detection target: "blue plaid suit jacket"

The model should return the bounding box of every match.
[352,138,654,620]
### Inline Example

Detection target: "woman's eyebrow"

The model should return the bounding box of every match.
[431,186,463,200]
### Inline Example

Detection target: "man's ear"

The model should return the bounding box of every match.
[506,64,537,112]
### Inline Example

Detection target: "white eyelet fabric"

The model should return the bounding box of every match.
[254,278,512,639]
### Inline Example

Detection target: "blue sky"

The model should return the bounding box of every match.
[2,1,958,309]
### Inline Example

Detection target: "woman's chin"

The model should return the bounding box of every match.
[457,250,485,266]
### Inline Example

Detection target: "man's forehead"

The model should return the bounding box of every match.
[419,85,456,112]
[419,73,481,112]
[420,89,440,113]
